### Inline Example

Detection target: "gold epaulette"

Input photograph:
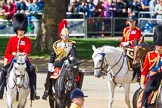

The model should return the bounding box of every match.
[147,51,158,70]
[69,40,76,44]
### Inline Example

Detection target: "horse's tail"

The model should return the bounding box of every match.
[142,72,162,107]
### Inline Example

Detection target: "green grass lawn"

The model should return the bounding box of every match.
[0,37,153,59]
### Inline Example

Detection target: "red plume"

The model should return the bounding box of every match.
[58,19,68,37]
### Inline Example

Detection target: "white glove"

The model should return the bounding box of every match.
[64,59,69,65]
[48,63,54,72]
[140,84,144,89]
[121,42,130,47]
[69,57,74,61]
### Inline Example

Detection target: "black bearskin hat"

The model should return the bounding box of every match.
[13,13,28,34]
[153,24,162,46]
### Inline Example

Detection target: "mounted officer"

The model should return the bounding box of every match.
[0,13,40,100]
[120,14,142,81]
[42,19,78,100]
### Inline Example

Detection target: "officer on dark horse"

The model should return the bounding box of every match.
[42,19,80,100]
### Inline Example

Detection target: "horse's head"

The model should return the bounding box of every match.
[92,45,107,78]
[57,58,83,93]
[133,37,151,68]
[13,52,27,88]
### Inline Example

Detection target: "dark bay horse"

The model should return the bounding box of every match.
[48,58,83,108]
[133,72,162,108]
[133,36,152,68]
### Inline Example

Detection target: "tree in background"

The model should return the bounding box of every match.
[34,0,70,52]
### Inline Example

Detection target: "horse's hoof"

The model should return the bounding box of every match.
[42,92,48,100]
[35,94,40,100]
[94,74,100,78]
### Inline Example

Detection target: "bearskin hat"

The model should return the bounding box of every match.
[13,13,28,34]
[153,25,162,46]
[58,19,69,37]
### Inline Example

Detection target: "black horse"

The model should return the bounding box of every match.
[133,72,162,108]
[48,58,83,108]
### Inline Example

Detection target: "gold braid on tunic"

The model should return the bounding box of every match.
[53,40,76,61]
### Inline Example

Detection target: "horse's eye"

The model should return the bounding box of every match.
[99,60,102,62]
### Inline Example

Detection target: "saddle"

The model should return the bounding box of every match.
[137,86,161,107]
[50,57,67,79]
[50,67,61,79]
[124,48,134,71]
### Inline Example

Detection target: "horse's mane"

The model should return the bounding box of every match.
[100,45,123,54]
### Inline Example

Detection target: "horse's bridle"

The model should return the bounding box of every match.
[94,52,127,86]
[11,63,26,89]
[94,53,108,75]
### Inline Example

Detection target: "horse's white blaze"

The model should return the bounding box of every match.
[92,45,137,108]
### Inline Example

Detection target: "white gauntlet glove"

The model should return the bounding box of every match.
[48,63,54,72]
[64,59,69,65]
[121,42,130,47]
[140,83,144,89]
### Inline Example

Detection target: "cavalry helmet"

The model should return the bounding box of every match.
[153,24,162,46]
[13,13,28,34]
[60,28,69,37]
[58,19,69,37]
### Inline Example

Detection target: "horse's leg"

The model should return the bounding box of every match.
[17,98,27,108]
[107,74,116,108]
[123,84,131,108]
[6,92,13,108]
[49,97,54,108]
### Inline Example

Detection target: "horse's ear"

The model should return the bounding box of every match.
[92,45,96,51]
[141,35,145,42]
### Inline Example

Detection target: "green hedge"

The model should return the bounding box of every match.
[0,37,153,59]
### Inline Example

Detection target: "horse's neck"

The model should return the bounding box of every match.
[105,50,129,76]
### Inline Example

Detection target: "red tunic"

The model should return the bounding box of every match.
[141,51,160,84]
[4,36,31,63]
[120,26,141,48]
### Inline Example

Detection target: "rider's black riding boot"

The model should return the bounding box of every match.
[27,64,40,100]
[0,62,12,100]
[0,68,7,99]
[42,72,52,100]
[141,89,151,108]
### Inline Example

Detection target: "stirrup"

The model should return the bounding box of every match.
[42,92,48,100]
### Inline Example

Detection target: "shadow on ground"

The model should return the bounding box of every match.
[0,57,94,75]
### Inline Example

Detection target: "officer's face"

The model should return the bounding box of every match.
[61,35,69,42]
[129,20,136,27]
[17,30,25,37]
[155,45,162,54]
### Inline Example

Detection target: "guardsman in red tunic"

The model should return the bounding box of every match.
[120,15,142,48]
[0,13,40,100]
[141,25,162,107]
[42,19,77,100]
[120,15,142,82]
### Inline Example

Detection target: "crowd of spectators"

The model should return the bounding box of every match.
[0,0,44,34]
[67,0,162,37]
[67,0,162,19]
